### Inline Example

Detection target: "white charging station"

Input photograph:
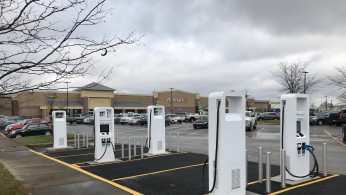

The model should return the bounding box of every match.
[52,111,67,149]
[147,105,166,155]
[208,91,246,195]
[280,94,310,181]
[94,107,116,163]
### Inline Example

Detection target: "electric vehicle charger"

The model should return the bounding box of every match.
[202,99,221,193]
[281,101,319,178]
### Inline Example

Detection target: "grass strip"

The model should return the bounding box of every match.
[12,134,75,146]
[0,163,27,195]
[257,120,280,125]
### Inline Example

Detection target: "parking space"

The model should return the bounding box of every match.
[38,143,345,195]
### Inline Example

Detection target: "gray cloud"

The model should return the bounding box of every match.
[65,0,346,105]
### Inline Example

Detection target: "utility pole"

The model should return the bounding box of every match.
[303,71,308,94]
[325,96,327,111]
[169,87,174,114]
[65,81,71,116]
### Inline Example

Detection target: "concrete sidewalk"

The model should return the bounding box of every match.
[0,133,130,195]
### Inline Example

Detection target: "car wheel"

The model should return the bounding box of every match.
[274,118,278,120]
[190,118,195,122]
[258,118,263,121]
[336,122,342,126]
[317,120,323,126]
[15,134,22,138]
[45,131,51,135]
[194,126,197,129]
[253,122,257,129]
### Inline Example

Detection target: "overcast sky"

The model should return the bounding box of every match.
[66,0,345,106]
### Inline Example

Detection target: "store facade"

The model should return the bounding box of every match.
[0,83,205,119]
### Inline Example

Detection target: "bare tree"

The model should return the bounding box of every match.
[0,0,140,95]
[328,66,346,103]
[271,61,320,94]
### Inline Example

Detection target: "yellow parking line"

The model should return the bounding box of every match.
[0,132,5,137]
[52,146,143,158]
[247,178,267,185]
[247,128,265,139]
[324,130,346,146]
[30,149,142,195]
[269,174,340,195]
[78,151,187,168]
[112,163,204,181]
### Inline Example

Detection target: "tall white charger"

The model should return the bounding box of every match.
[208,91,246,195]
[94,107,115,163]
[52,111,67,149]
[147,105,166,155]
[280,94,310,181]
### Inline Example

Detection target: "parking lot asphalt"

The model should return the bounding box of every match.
[67,122,346,174]
[1,122,345,194]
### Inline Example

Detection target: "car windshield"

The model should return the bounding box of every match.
[317,112,328,117]
[199,116,208,120]
[245,112,251,117]
[18,120,26,125]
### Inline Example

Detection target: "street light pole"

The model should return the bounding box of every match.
[325,96,327,111]
[169,87,174,114]
[64,82,71,116]
[303,71,309,94]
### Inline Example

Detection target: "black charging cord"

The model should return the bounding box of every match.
[94,141,108,161]
[145,109,152,152]
[202,99,221,193]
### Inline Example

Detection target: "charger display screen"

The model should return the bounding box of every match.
[297,121,301,134]
[100,125,109,133]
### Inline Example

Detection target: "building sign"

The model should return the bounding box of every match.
[166,98,187,103]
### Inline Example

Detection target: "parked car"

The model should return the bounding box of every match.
[257,112,280,120]
[139,115,171,126]
[166,114,183,124]
[5,118,45,134]
[165,115,171,126]
[114,114,123,124]
[129,116,142,125]
[0,116,25,130]
[310,112,331,126]
[329,110,346,126]
[8,123,53,138]
[67,114,89,124]
[186,113,201,122]
[120,113,139,125]
[175,112,188,121]
[83,115,94,125]
[193,116,208,129]
[245,111,257,131]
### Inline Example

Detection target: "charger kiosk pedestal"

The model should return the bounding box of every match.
[93,107,116,163]
[52,111,68,149]
[147,105,166,155]
[280,94,310,181]
[208,91,246,195]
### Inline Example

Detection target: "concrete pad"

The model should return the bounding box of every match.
[46,146,74,152]
[272,175,321,185]
[30,180,130,195]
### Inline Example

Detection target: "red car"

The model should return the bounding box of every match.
[5,118,51,133]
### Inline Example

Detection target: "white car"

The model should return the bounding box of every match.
[120,113,139,125]
[245,111,257,131]
[166,114,182,123]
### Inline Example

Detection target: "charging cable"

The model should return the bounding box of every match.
[145,109,152,152]
[94,140,108,161]
[202,99,221,193]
